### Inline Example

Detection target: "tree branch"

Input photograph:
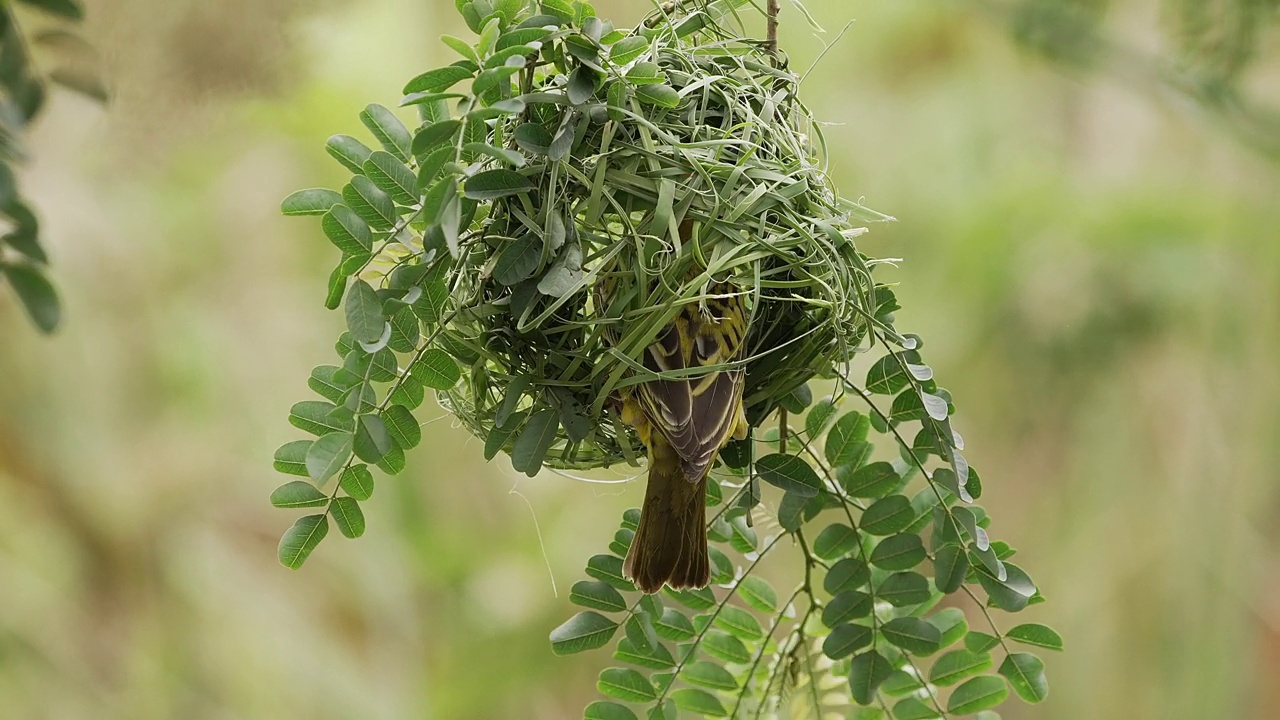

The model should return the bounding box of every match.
[766,0,780,57]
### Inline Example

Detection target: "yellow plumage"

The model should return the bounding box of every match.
[617,275,749,593]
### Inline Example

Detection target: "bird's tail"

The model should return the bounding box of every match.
[623,433,709,594]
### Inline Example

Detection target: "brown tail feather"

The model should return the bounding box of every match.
[623,435,709,594]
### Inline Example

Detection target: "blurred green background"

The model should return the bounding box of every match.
[1,0,1278,718]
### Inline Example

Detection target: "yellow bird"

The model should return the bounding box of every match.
[618,272,750,594]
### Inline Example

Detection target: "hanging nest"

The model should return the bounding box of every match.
[399,0,892,473]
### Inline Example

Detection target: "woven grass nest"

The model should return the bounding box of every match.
[424,0,892,473]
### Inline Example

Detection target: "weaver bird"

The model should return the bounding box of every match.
[617,272,750,593]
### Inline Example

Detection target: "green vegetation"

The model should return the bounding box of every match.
[0,1,1277,719]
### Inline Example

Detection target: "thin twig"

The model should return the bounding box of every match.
[765,0,780,58]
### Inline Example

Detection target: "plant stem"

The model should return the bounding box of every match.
[766,0,780,58]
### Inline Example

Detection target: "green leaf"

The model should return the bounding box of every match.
[441,33,481,64]
[702,630,750,663]
[343,280,385,343]
[566,65,596,105]
[353,346,398,381]
[328,262,361,307]
[738,576,777,613]
[877,572,931,607]
[584,701,638,720]
[344,176,397,230]
[823,623,873,659]
[412,118,462,156]
[597,667,656,702]
[606,80,629,120]
[377,442,406,475]
[326,134,373,173]
[635,83,679,108]
[281,188,341,216]
[813,523,859,560]
[403,65,475,95]
[671,688,726,717]
[483,44,536,69]
[354,414,394,463]
[585,553,633,591]
[387,306,420,353]
[728,515,757,555]
[513,122,553,155]
[550,611,618,655]
[840,461,899,498]
[934,544,969,594]
[410,348,461,389]
[339,464,374,501]
[1005,623,1064,651]
[17,0,84,19]
[570,580,626,613]
[278,514,328,568]
[364,151,419,205]
[870,533,925,570]
[340,382,376,414]
[470,65,521,98]
[289,401,352,437]
[485,410,525,460]
[776,491,806,531]
[754,453,821,498]
[713,605,764,641]
[464,168,534,200]
[625,612,659,653]
[683,661,736,691]
[947,676,1009,715]
[493,235,542,285]
[881,617,941,655]
[929,608,969,649]
[2,264,60,333]
[890,389,930,423]
[322,205,373,254]
[866,353,910,395]
[663,585,714,610]
[822,590,872,627]
[609,35,648,65]
[538,242,584,297]
[861,495,915,535]
[305,432,353,484]
[2,202,43,263]
[614,637,675,670]
[825,558,870,594]
[891,697,941,720]
[273,440,312,477]
[654,607,695,641]
[511,408,559,476]
[999,652,1048,703]
[648,701,677,720]
[270,480,328,508]
[968,544,1004,583]
[330,497,366,538]
[826,411,871,466]
[930,649,994,686]
[360,104,413,162]
[416,146,455,192]
[964,632,1002,654]
[382,404,421,450]
[389,372,425,410]
[700,547,729,585]
[498,26,553,50]
[849,650,894,705]
[463,141,526,167]
[625,62,665,84]
[975,562,1037,612]
[805,398,837,439]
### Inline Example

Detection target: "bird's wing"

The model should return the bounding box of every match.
[636,295,745,481]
